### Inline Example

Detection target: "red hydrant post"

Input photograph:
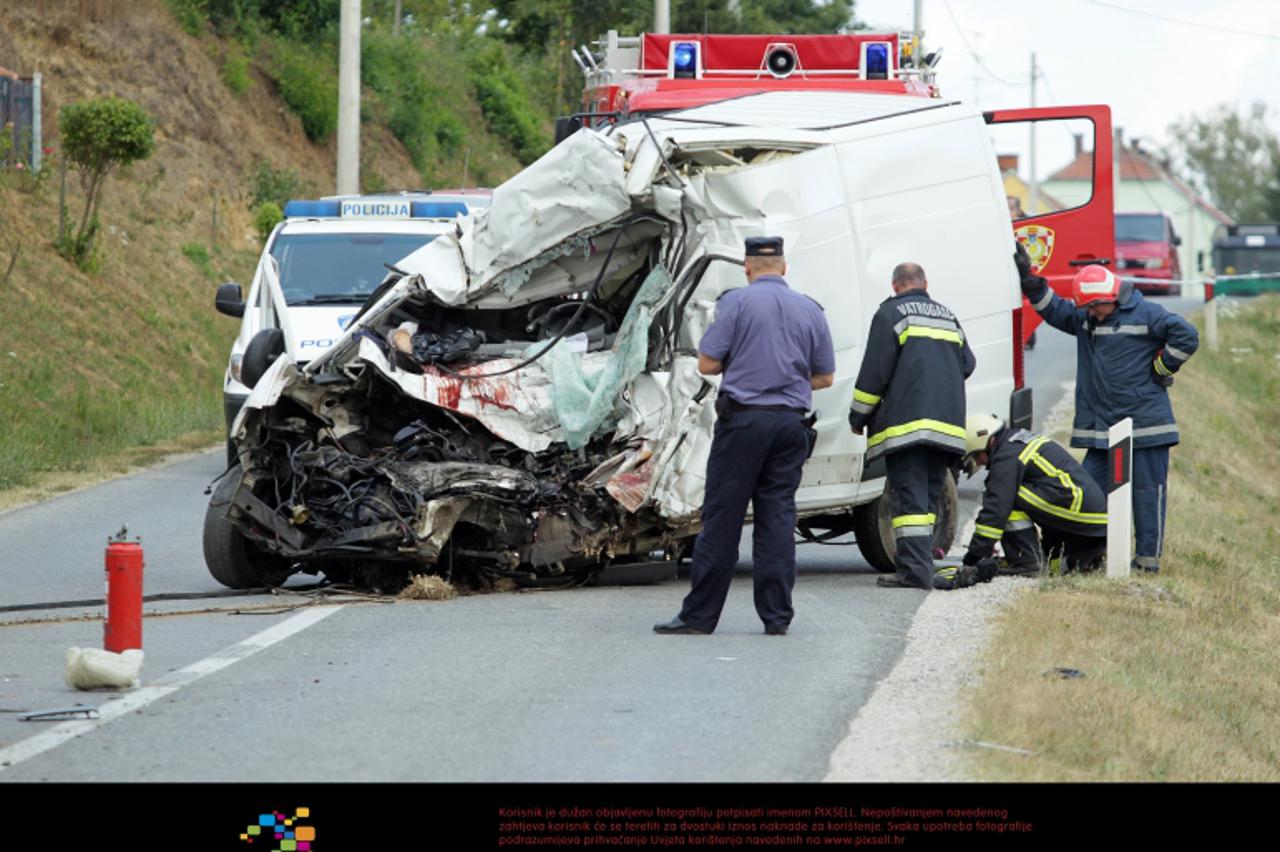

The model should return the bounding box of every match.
[104,526,144,653]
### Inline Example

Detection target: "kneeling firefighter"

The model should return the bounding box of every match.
[938,415,1108,589]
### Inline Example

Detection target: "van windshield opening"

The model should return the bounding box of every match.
[270,233,438,305]
[1115,214,1166,243]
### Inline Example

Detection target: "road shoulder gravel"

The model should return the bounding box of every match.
[824,575,1036,781]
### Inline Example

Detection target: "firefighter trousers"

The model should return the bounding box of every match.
[885,447,952,589]
[1001,524,1106,574]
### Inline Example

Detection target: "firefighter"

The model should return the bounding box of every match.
[941,414,1107,589]
[848,263,976,589]
[1017,245,1199,573]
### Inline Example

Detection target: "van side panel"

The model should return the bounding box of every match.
[680,145,869,509]
[834,111,1017,435]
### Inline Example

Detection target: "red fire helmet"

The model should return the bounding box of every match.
[1072,265,1121,307]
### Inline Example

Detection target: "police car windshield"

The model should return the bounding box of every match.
[270,232,437,305]
[1115,214,1166,243]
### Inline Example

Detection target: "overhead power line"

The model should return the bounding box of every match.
[941,0,1030,87]
[1075,0,1280,41]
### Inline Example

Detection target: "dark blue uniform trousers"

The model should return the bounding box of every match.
[679,409,809,633]
[1085,446,1169,571]
[884,447,952,588]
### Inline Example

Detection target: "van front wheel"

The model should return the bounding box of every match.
[852,470,958,573]
[203,465,293,589]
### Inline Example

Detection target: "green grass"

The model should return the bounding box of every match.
[964,295,1280,781]
[0,174,253,495]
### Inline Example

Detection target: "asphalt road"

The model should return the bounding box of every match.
[0,296,1195,782]
[0,454,927,782]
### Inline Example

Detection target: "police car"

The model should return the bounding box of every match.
[214,191,491,457]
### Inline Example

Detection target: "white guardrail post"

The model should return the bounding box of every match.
[1106,417,1133,578]
[1203,279,1218,352]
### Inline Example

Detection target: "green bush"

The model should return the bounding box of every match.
[245,158,313,211]
[468,44,549,166]
[59,96,156,271]
[270,41,337,142]
[166,0,208,36]
[253,201,283,242]
[181,242,212,275]
[363,31,467,175]
[220,45,251,95]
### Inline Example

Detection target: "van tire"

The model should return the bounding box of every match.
[203,465,291,589]
[852,470,958,573]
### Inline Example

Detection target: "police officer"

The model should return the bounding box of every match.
[939,414,1108,589]
[654,237,835,636]
[1018,246,1199,573]
[848,263,975,589]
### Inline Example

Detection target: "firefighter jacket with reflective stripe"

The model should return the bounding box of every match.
[1024,275,1199,450]
[848,290,976,461]
[965,427,1107,564]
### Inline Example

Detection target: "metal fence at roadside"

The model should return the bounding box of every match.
[0,74,43,172]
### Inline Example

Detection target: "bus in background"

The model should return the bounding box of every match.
[1211,223,1280,295]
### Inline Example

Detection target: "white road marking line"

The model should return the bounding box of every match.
[0,605,342,772]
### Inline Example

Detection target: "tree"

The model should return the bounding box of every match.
[492,0,856,56]
[1167,101,1280,223]
[58,97,155,268]
[1265,160,1280,223]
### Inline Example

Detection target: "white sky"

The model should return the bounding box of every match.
[854,0,1280,181]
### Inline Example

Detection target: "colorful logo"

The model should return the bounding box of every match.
[1014,224,1056,274]
[239,807,316,851]
[337,313,356,330]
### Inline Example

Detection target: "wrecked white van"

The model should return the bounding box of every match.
[203,91,1035,590]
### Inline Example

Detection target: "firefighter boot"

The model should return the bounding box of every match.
[933,564,978,591]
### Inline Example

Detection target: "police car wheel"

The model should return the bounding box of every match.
[202,464,293,589]
[852,470,958,573]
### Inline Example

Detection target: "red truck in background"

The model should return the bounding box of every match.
[1115,211,1182,294]
[565,32,1116,350]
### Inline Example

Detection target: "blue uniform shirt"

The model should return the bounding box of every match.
[699,274,836,410]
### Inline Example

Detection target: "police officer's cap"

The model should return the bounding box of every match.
[745,236,784,257]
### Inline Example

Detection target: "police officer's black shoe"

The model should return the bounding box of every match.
[653,616,711,635]
[764,624,788,636]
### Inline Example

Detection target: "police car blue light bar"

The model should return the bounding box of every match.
[283,199,470,220]
[670,41,701,79]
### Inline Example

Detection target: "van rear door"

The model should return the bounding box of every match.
[985,105,1116,342]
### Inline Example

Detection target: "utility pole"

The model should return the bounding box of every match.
[655,0,670,34]
[336,0,361,195]
[1028,52,1038,214]
[393,0,402,36]
[913,0,924,59]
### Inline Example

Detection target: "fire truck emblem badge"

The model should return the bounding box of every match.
[1014,224,1055,274]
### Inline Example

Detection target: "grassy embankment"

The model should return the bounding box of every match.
[0,2,548,510]
[964,295,1280,780]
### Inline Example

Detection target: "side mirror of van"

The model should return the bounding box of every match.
[216,282,245,318]
[554,116,583,146]
[241,328,285,390]
[1172,234,1182,247]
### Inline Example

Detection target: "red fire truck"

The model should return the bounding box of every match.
[561,31,1117,347]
